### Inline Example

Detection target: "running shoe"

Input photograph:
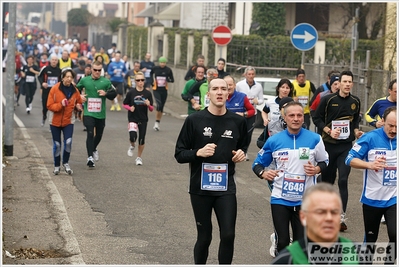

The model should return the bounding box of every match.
[87,156,95,168]
[127,145,135,157]
[63,163,73,175]
[153,121,160,131]
[269,233,276,257]
[135,157,143,166]
[116,104,121,111]
[53,166,60,175]
[340,213,348,232]
[381,215,386,224]
[26,107,30,114]
[110,104,115,111]
[93,150,99,161]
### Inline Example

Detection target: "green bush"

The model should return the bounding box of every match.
[127,26,148,60]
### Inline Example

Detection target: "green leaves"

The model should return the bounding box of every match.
[67,8,93,27]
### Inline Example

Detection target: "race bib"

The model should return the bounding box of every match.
[115,69,122,77]
[383,163,397,186]
[87,98,102,112]
[47,77,58,87]
[26,75,35,83]
[144,69,151,78]
[204,95,210,107]
[297,96,308,106]
[156,77,167,87]
[331,120,350,140]
[201,163,228,191]
[128,122,138,132]
[191,96,200,108]
[281,173,306,199]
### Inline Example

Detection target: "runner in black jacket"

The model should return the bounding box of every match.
[175,78,247,264]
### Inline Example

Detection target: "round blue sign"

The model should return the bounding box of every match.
[290,23,318,51]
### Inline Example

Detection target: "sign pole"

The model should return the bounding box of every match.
[290,23,318,69]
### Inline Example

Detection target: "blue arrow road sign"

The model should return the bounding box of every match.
[290,23,318,51]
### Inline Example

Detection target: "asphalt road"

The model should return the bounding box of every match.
[6,86,390,265]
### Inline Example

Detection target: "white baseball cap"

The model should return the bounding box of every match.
[60,40,65,45]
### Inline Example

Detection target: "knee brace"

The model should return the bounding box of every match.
[65,137,72,153]
[54,141,61,157]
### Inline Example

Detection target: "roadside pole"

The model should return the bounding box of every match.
[4,3,16,156]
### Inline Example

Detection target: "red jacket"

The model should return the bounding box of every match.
[47,82,82,127]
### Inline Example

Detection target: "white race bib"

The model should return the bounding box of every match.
[128,122,138,132]
[331,120,350,140]
[156,77,166,87]
[87,98,102,112]
[26,75,35,83]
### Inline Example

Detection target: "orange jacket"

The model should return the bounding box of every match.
[47,82,82,127]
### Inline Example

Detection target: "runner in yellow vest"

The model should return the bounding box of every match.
[58,50,75,69]
[292,68,316,129]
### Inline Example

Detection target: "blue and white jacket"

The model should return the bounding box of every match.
[345,127,397,208]
[253,128,329,206]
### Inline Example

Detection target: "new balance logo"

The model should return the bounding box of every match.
[221,130,233,138]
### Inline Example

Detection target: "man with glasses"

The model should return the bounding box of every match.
[272,183,358,264]
[123,72,154,166]
[252,101,328,258]
[345,106,397,265]
[76,60,116,168]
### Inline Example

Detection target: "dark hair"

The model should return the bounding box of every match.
[217,58,226,63]
[383,106,396,121]
[94,55,104,62]
[389,79,397,90]
[275,78,294,97]
[85,64,91,68]
[194,65,206,73]
[133,60,140,65]
[296,68,305,76]
[327,69,340,78]
[60,67,76,79]
[339,70,353,81]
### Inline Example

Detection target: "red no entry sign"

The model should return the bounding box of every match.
[212,25,232,46]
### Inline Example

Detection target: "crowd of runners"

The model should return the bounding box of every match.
[3,26,396,264]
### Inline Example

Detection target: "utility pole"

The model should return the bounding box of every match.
[350,7,359,72]
[4,2,16,156]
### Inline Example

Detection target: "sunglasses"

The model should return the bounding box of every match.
[135,79,145,82]
[92,68,102,72]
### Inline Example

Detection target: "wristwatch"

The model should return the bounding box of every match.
[258,170,264,179]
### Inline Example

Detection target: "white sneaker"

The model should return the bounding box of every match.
[153,122,160,131]
[135,157,143,166]
[26,107,30,114]
[381,215,386,224]
[53,166,60,175]
[127,145,135,157]
[93,150,99,161]
[63,163,73,175]
[269,233,276,258]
